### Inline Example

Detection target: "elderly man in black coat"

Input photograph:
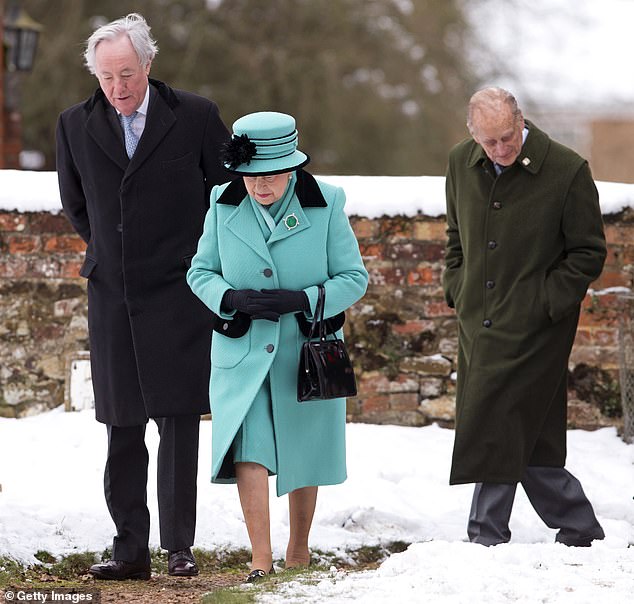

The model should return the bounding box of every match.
[56,13,229,579]
[444,87,606,547]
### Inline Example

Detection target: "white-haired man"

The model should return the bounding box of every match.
[56,13,229,579]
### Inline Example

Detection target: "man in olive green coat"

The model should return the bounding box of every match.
[443,87,606,546]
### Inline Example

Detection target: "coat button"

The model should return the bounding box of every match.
[486,280,495,289]
[266,344,275,353]
[487,240,497,249]
[222,322,229,331]
[483,319,492,328]
[116,223,123,232]
[263,268,273,277]
[492,201,502,210]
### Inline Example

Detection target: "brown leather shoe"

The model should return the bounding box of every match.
[89,559,151,580]
[168,548,199,577]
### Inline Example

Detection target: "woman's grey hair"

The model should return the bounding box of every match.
[84,13,158,75]
[467,87,522,132]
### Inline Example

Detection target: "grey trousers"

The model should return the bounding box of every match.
[468,466,605,546]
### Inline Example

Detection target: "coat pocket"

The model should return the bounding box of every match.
[79,256,97,279]
[211,329,251,369]
[162,152,194,172]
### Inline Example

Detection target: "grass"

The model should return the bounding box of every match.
[1,542,411,601]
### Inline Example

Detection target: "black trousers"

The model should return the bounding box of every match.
[104,415,200,564]
[468,466,605,546]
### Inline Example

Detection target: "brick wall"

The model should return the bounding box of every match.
[1,208,632,428]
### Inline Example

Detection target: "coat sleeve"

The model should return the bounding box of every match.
[544,161,607,323]
[442,153,462,309]
[55,114,91,244]
[186,186,234,318]
[200,101,231,201]
[305,186,368,319]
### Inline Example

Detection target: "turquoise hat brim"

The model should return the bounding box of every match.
[224,150,310,176]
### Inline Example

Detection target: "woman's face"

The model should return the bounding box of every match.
[243,172,292,205]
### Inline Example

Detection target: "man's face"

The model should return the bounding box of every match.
[94,35,150,117]
[470,107,525,166]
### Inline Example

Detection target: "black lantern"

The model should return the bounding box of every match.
[4,2,43,72]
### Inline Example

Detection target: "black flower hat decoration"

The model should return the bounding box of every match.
[221,134,257,171]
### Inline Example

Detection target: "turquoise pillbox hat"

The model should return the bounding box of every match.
[221,111,310,176]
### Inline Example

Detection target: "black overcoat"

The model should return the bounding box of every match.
[443,121,606,484]
[56,79,230,426]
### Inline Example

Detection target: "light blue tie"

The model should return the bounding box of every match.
[120,111,139,158]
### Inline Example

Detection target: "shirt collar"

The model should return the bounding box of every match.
[116,84,150,118]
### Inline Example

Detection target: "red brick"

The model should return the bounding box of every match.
[0,256,28,278]
[7,235,40,254]
[390,242,445,263]
[359,372,390,393]
[620,245,634,264]
[413,221,447,242]
[27,257,62,278]
[360,395,390,413]
[605,224,634,246]
[29,213,75,234]
[0,212,28,232]
[368,266,405,286]
[406,266,439,286]
[423,300,455,318]
[42,235,87,254]
[359,242,385,258]
[59,259,85,279]
[391,319,436,336]
[592,328,619,347]
[351,218,378,239]
[379,217,413,240]
[389,392,420,411]
[592,270,630,289]
[573,328,593,346]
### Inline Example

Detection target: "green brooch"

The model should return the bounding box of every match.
[283,213,299,230]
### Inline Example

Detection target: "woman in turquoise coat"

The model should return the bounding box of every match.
[187,112,368,581]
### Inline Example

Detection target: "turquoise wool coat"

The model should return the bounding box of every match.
[187,171,368,496]
[443,121,606,485]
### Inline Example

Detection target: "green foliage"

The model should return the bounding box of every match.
[20,0,478,174]
[34,550,56,564]
[202,589,257,604]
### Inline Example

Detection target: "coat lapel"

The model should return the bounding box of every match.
[85,96,129,172]
[224,199,273,264]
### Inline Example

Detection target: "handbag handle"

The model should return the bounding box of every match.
[308,285,326,341]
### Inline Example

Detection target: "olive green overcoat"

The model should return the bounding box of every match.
[443,121,606,485]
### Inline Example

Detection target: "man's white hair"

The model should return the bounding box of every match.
[84,13,158,75]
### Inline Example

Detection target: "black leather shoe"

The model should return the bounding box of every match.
[168,548,199,577]
[89,559,150,580]
[246,566,275,583]
[556,532,605,547]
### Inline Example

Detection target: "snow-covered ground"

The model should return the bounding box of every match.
[0,408,632,602]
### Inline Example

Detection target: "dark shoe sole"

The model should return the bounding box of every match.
[89,570,151,581]
[168,568,199,577]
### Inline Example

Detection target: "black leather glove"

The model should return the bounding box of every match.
[221,289,264,315]
[251,289,310,321]
[221,288,309,322]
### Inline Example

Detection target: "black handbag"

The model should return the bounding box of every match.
[297,285,357,402]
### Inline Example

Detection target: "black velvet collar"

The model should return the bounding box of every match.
[217,169,328,207]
